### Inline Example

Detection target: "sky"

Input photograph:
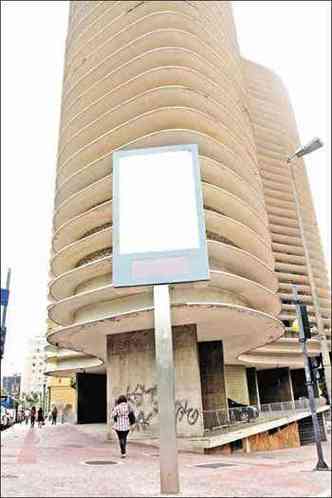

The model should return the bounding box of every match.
[1,1,331,376]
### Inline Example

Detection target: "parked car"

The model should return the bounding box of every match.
[0,406,16,430]
[1,407,11,430]
[228,398,259,423]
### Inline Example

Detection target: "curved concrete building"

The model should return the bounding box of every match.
[241,60,331,369]
[47,1,330,440]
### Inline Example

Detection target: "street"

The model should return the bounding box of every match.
[1,422,331,497]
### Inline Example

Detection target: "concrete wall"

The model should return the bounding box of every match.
[49,379,77,423]
[106,324,204,437]
[248,422,301,451]
[205,421,301,454]
[247,368,261,408]
[225,365,250,405]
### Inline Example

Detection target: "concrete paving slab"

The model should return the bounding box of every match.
[1,422,331,497]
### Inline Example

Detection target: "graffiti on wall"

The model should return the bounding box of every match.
[126,384,158,431]
[125,384,200,431]
[175,400,200,426]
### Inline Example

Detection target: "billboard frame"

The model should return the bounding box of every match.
[112,143,209,288]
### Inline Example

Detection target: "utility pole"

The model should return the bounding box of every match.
[293,286,329,471]
[287,141,331,407]
[0,268,12,360]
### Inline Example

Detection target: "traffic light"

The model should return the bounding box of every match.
[309,354,326,390]
[299,304,311,340]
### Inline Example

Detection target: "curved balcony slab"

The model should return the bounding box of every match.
[62,45,244,128]
[48,302,284,366]
[53,153,266,232]
[53,181,269,252]
[51,209,273,277]
[57,107,259,190]
[49,240,278,301]
[59,85,255,166]
[45,353,104,377]
[55,128,264,208]
[64,10,244,97]
[48,270,281,326]
[62,29,244,115]
[238,352,306,369]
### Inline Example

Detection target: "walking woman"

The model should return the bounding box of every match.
[37,407,44,428]
[30,406,36,428]
[112,395,136,458]
[51,405,58,425]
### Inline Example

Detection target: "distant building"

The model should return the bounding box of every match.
[45,321,77,421]
[2,374,21,397]
[21,336,48,396]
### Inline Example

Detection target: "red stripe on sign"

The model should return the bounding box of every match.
[132,257,190,278]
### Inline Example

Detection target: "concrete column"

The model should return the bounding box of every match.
[247,367,261,409]
[225,365,250,405]
[73,378,78,424]
[287,368,295,403]
[198,341,228,429]
[106,336,113,440]
[243,437,251,453]
[106,325,204,438]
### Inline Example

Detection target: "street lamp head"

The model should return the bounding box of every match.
[287,137,323,163]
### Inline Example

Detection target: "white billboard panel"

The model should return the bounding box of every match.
[113,144,209,287]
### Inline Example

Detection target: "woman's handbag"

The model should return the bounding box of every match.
[128,410,136,425]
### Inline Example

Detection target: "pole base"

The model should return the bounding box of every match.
[314,460,330,471]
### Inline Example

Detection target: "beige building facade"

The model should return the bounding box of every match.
[46,1,331,446]
[21,335,48,397]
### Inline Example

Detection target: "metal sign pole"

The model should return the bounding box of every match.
[292,286,329,471]
[0,268,11,360]
[153,284,180,495]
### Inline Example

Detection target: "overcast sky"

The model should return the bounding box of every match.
[1,1,331,376]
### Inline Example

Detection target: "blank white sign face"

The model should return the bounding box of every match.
[113,144,209,287]
[118,150,200,254]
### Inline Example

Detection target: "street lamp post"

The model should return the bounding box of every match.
[287,139,331,407]
[0,268,11,360]
[43,383,46,414]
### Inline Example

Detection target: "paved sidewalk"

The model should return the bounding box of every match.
[1,422,331,497]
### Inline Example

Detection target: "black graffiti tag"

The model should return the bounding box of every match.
[175,400,200,425]
[125,385,200,428]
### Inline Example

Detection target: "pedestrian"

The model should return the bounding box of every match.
[30,406,36,428]
[18,408,24,423]
[51,405,58,425]
[24,408,30,425]
[112,395,136,458]
[37,407,44,428]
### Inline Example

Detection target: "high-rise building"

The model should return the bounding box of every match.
[47,1,331,451]
[21,336,48,396]
[2,374,21,397]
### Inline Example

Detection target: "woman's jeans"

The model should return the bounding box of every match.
[116,430,129,454]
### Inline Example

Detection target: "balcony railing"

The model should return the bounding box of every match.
[203,398,328,432]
